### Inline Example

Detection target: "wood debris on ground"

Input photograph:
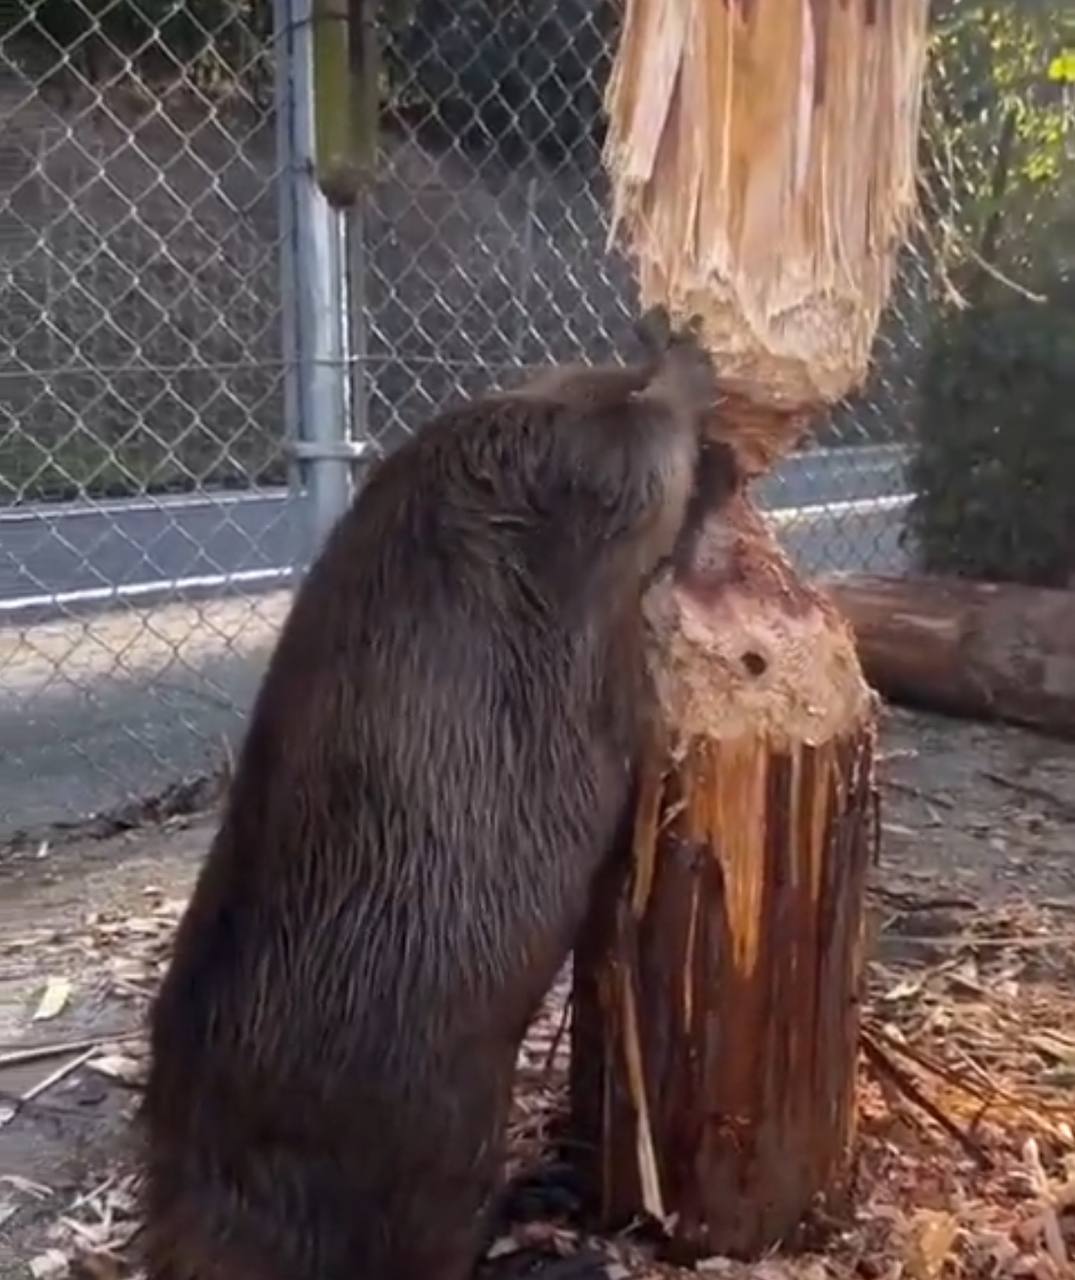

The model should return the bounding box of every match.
[3,889,1074,1280]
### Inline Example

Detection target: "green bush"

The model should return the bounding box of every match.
[906,294,1075,587]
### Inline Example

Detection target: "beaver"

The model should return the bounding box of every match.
[141,313,720,1280]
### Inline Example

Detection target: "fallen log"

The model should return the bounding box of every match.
[823,573,1075,739]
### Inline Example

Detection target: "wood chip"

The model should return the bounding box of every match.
[29,1251,69,1279]
[32,977,72,1021]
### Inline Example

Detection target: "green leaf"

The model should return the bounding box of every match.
[1047,50,1075,82]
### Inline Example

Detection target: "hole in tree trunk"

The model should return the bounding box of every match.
[741,650,767,676]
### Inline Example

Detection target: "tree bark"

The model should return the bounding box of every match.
[571,478,878,1260]
[575,0,928,1254]
[823,573,1075,739]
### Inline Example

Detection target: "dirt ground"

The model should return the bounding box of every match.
[1,705,1073,1280]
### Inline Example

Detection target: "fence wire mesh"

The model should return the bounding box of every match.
[0,0,292,835]
[0,0,1071,838]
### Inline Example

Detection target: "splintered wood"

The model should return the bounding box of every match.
[571,0,932,1258]
[604,0,929,411]
[572,727,876,1254]
[572,499,878,1259]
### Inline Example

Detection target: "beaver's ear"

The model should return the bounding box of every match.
[682,313,705,344]
[635,304,672,358]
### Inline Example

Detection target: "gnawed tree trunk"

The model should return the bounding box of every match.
[572,487,878,1259]
[824,573,1075,739]
[571,0,930,1261]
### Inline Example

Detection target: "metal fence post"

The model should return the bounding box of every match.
[274,0,352,567]
[346,196,372,490]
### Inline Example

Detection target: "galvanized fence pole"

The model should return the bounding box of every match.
[274,0,352,567]
[346,197,373,493]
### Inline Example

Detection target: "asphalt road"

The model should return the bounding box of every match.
[0,443,914,837]
[0,444,910,613]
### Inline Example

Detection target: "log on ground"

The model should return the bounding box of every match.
[824,573,1075,739]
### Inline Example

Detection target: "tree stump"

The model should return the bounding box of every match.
[571,469,878,1259]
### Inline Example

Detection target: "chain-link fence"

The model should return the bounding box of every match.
[1,0,1071,839]
[0,0,291,837]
